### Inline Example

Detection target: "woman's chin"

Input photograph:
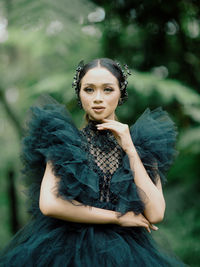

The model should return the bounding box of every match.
[88,111,115,121]
[88,113,106,121]
[89,115,104,122]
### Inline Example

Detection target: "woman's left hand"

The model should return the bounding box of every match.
[96,119,135,154]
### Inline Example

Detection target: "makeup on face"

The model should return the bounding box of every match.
[79,67,121,121]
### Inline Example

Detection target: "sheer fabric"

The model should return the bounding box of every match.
[0,94,187,267]
[81,120,123,204]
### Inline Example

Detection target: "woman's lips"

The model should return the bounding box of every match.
[92,107,105,113]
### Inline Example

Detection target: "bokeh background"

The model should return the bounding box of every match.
[0,0,200,266]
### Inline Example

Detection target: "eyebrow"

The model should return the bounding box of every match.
[82,83,115,86]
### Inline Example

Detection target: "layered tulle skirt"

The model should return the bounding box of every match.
[0,95,187,266]
[0,213,186,267]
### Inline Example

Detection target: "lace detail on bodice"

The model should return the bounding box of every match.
[80,120,123,204]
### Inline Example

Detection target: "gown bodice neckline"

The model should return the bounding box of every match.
[83,119,114,136]
[80,119,123,203]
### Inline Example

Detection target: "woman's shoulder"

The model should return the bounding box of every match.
[25,94,78,128]
[130,106,177,144]
[129,107,178,185]
[23,94,81,141]
[21,94,83,168]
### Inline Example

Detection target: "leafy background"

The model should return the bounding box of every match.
[0,0,199,266]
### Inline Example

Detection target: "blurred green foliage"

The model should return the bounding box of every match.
[90,0,200,93]
[0,0,199,266]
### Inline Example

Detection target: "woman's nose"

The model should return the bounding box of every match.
[94,90,103,102]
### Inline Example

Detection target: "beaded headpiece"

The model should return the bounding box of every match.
[72,59,131,107]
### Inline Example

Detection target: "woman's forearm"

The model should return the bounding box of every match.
[40,197,120,225]
[126,146,165,223]
[40,161,121,224]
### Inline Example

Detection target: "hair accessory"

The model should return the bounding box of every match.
[116,62,132,80]
[116,62,132,105]
[72,60,84,108]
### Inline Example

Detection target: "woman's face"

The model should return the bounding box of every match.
[79,67,121,121]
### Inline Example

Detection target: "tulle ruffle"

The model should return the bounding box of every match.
[21,97,99,217]
[21,95,178,217]
[0,95,186,267]
[20,95,145,216]
[130,107,178,186]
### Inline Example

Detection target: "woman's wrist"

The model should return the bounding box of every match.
[113,211,121,225]
[122,133,137,155]
[125,145,138,157]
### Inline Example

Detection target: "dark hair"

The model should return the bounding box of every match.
[74,58,129,106]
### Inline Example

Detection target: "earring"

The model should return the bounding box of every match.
[118,98,123,106]
[77,98,83,109]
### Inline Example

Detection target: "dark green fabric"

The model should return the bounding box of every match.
[0,95,187,266]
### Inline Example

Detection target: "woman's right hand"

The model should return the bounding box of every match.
[116,211,158,233]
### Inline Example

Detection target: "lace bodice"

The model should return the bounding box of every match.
[80,120,123,203]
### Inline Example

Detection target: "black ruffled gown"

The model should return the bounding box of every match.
[0,95,187,267]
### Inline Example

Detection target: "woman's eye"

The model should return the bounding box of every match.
[104,88,114,92]
[84,87,94,93]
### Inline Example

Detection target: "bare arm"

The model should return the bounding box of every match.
[39,161,119,224]
[96,120,165,224]
[126,148,165,224]
[39,161,158,233]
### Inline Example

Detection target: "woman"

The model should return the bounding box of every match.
[0,58,187,266]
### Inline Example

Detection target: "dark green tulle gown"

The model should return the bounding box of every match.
[0,95,187,266]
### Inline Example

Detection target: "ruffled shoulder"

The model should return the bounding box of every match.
[21,94,99,217]
[23,94,82,153]
[129,107,178,186]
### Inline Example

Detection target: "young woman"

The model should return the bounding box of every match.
[0,58,187,266]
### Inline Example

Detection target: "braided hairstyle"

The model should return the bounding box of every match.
[72,58,131,108]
